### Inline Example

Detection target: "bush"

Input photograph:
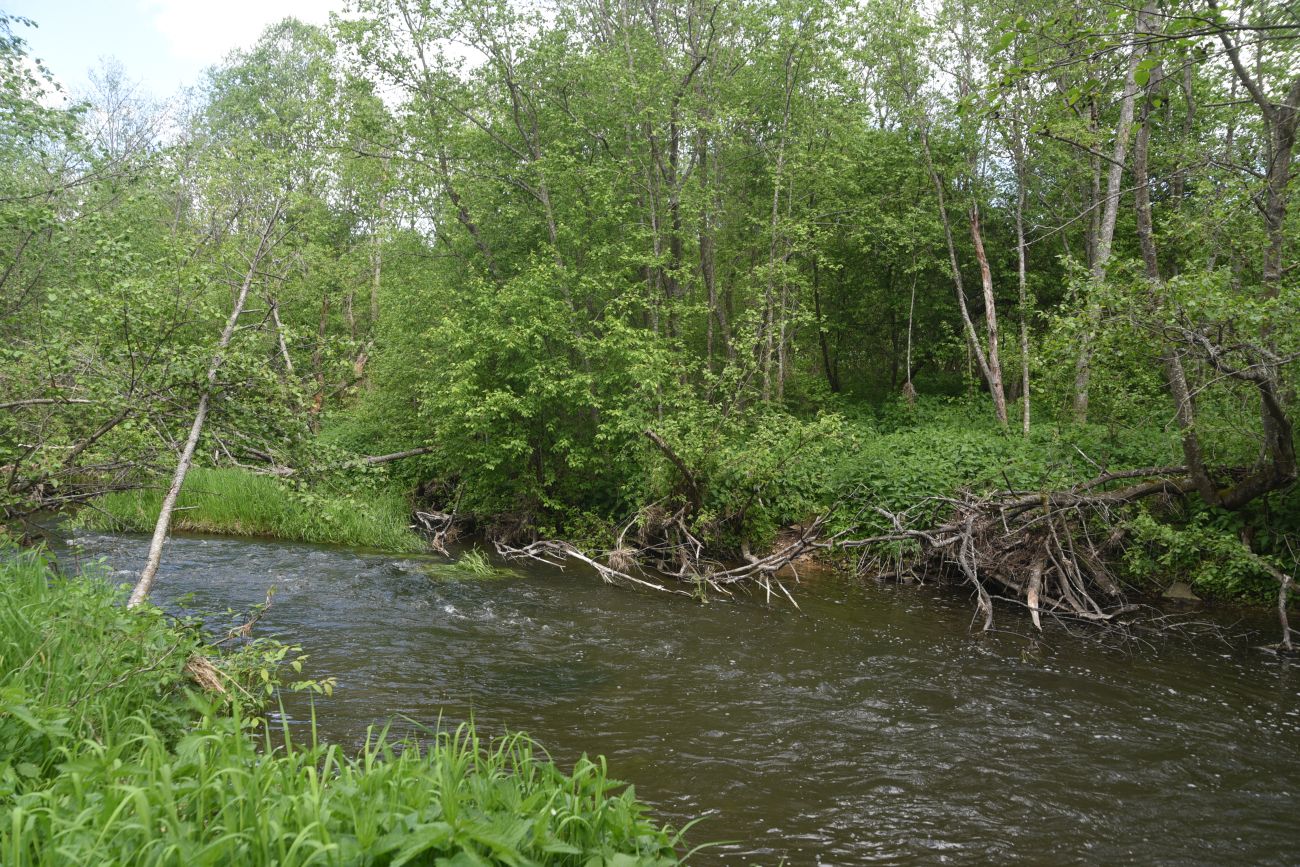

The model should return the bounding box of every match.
[1122,491,1300,602]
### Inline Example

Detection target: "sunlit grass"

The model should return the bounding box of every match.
[76,467,424,552]
[421,548,515,581]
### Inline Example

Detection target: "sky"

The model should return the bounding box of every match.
[6,0,346,102]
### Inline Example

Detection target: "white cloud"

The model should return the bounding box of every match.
[140,0,343,69]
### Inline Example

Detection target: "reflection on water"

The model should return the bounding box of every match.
[55,531,1300,865]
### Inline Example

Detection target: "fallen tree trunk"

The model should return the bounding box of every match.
[128,210,281,609]
[233,445,437,478]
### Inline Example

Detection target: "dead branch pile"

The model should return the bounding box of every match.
[413,509,460,555]
[494,516,830,606]
[842,466,1193,631]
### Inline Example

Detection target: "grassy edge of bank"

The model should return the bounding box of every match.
[75,466,425,553]
[0,547,693,865]
[68,399,1299,605]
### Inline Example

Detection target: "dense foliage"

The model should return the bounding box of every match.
[0,2,1297,598]
[0,548,689,864]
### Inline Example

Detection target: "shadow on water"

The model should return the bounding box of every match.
[52,529,1300,866]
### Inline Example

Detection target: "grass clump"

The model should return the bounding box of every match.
[76,467,424,552]
[423,548,514,581]
[0,548,691,865]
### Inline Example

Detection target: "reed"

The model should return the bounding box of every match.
[76,467,424,552]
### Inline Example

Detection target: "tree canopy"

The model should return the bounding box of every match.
[1,0,1298,612]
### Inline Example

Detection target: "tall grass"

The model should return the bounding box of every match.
[0,548,198,792]
[76,467,424,552]
[0,548,692,865]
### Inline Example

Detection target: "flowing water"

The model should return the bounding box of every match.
[53,530,1300,865]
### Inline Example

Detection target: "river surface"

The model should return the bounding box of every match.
[53,530,1300,865]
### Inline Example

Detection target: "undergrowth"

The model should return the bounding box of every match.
[0,547,692,865]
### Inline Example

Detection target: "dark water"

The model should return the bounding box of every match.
[54,531,1300,865]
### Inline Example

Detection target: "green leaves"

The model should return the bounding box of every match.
[1134,57,1160,88]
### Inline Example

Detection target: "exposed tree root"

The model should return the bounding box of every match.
[840,467,1195,631]
[413,509,461,556]
[445,454,1295,646]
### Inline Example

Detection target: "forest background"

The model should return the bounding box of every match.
[1,0,1298,614]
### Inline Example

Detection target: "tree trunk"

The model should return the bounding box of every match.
[1208,0,1300,301]
[920,127,996,396]
[762,44,797,403]
[310,285,329,432]
[1132,54,1212,502]
[269,297,294,377]
[812,253,839,393]
[129,210,281,608]
[904,266,917,405]
[1011,90,1031,435]
[370,233,382,332]
[1072,5,1150,423]
[969,203,1008,426]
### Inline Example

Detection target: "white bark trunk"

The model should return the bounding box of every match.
[128,212,280,608]
[1072,4,1151,422]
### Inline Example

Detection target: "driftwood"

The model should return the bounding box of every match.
[841,467,1198,631]
[495,517,832,607]
[413,509,460,556]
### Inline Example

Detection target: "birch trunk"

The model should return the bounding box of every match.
[129,211,280,608]
[969,203,1008,426]
[1072,4,1151,422]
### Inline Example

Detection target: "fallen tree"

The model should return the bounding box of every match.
[129,206,283,609]
[235,445,438,478]
[495,516,833,608]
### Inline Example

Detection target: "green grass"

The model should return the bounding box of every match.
[0,547,694,865]
[422,549,515,581]
[76,467,424,552]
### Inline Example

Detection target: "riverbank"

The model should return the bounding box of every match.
[343,397,1298,608]
[0,546,691,865]
[69,399,1300,608]
[76,467,425,552]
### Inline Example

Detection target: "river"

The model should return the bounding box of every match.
[54,530,1300,865]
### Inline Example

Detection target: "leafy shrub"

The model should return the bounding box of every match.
[1123,497,1298,603]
